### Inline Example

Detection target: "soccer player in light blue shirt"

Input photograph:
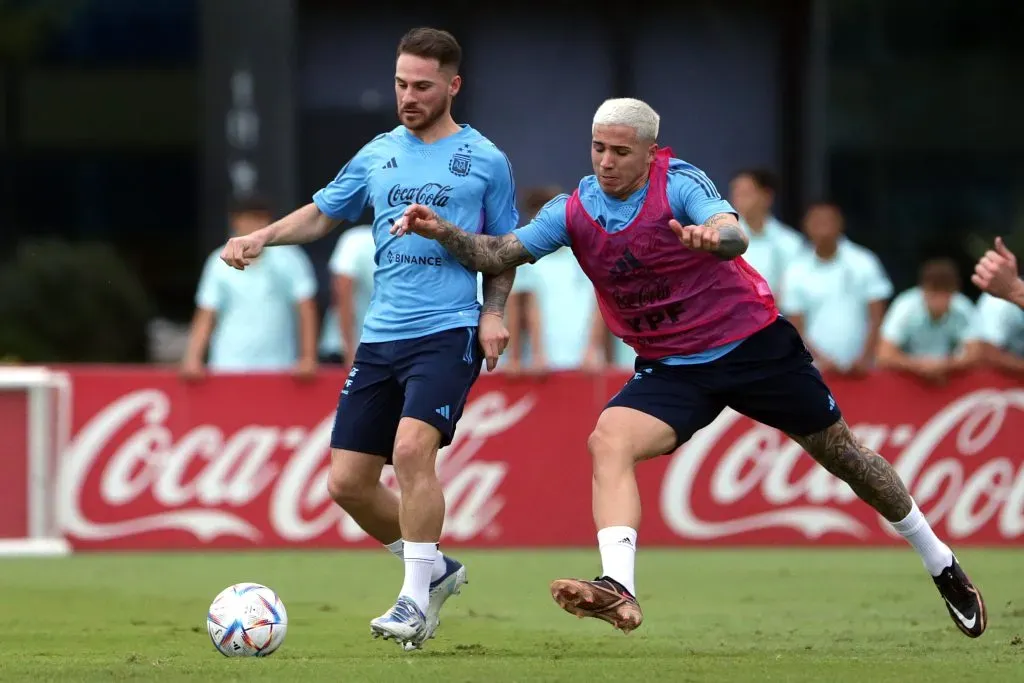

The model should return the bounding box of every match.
[219,28,518,650]
[503,155,739,366]
[392,98,986,640]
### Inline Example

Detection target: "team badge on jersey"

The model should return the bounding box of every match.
[449,144,472,177]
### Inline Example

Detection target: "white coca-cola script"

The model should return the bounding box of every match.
[59,388,535,543]
[660,388,1024,540]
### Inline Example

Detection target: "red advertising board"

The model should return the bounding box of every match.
[0,390,30,542]
[37,368,1024,549]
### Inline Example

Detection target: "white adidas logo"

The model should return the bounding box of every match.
[435,405,450,420]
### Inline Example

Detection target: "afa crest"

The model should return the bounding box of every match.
[449,144,472,177]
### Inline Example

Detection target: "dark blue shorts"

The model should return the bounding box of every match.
[607,317,842,449]
[330,326,482,461]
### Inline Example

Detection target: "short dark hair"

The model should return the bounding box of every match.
[396,27,462,71]
[919,258,961,292]
[229,196,273,217]
[733,168,778,193]
[805,198,842,214]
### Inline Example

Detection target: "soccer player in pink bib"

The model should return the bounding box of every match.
[390,98,987,639]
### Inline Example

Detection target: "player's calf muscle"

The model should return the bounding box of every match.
[791,419,912,522]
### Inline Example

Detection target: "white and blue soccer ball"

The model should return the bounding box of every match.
[207,582,288,657]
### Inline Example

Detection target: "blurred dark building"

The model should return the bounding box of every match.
[1,0,1021,322]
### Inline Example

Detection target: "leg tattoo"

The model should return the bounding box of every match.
[790,418,912,522]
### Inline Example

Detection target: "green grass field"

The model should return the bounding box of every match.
[1,549,1022,682]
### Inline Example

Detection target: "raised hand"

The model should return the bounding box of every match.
[972,236,1021,302]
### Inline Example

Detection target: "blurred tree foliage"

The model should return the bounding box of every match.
[0,239,153,363]
[0,0,80,61]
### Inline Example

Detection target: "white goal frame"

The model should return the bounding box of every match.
[0,367,72,557]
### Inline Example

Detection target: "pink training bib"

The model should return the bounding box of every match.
[566,147,778,359]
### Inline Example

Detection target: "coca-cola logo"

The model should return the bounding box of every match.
[611,278,671,310]
[58,389,536,544]
[659,388,1024,540]
[387,183,453,208]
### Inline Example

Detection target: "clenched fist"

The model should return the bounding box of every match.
[220,232,268,270]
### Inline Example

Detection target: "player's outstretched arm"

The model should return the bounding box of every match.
[392,204,534,274]
[262,203,341,247]
[222,203,340,270]
[438,228,533,275]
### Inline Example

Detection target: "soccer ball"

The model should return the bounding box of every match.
[207,582,288,657]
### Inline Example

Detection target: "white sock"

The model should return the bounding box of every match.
[384,539,448,582]
[890,502,954,576]
[597,526,637,596]
[398,541,437,614]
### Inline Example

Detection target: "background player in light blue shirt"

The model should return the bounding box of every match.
[218,28,519,650]
[780,202,893,375]
[729,168,807,294]
[965,292,1024,377]
[875,258,977,384]
[181,198,318,378]
[318,224,376,365]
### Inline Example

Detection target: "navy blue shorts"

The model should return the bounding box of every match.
[330,326,482,461]
[607,317,842,449]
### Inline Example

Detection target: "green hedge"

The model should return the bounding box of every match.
[0,239,153,363]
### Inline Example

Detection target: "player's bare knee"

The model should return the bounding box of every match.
[326,468,368,508]
[391,418,441,480]
[391,438,435,479]
[587,428,635,473]
[326,449,384,508]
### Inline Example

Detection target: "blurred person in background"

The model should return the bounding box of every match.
[966,237,1024,376]
[965,291,1024,377]
[972,237,1024,309]
[581,311,637,372]
[875,258,977,384]
[180,198,318,379]
[729,168,806,293]
[218,28,518,650]
[780,201,892,376]
[501,187,555,374]
[318,225,376,365]
[504,185,614,374]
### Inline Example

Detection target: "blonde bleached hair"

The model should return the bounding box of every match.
[592,98,660,142]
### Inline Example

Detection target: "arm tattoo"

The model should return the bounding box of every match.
[481,269,516,316]
[789,418,912,522]
[703,213,748,260]
[435,217,534,274]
